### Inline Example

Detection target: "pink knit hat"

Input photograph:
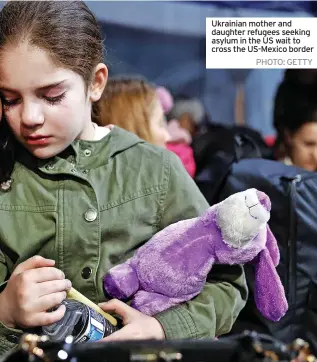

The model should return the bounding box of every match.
[156,86,174,114]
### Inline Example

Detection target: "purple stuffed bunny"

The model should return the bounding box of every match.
[104,188,288,322]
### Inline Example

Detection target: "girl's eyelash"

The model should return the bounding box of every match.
[44,92,66,105]
[1,97,19,108]
[1,92,66,108]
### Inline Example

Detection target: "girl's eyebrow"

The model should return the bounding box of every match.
[0,80,67,93]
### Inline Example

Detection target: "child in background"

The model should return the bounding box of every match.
[170,95,205,138]
[96,77,170,148]
[156,87,197,177]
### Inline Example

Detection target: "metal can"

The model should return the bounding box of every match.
[42,299,118,343]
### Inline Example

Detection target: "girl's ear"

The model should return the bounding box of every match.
[89,63,108,102]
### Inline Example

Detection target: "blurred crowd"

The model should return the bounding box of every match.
[95,69,317,177]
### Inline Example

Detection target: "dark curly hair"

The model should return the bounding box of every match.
[273,79,317,158]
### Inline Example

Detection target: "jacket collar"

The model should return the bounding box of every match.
[16,126,144,172]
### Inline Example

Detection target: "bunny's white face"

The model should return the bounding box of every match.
[216,189,270,248]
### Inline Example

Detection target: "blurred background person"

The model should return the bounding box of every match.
[169,95,205,138]
[96,77,170,148]
[273,79,317,172]
[156,86,197,177]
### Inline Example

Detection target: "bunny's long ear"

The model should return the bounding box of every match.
[265,225,280,267]
[253,227,288,322]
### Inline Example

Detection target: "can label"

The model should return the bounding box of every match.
[76,306,106,343]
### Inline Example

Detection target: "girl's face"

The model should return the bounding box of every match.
[150,99,171,148]
[0,42,105,159]
[286,122,317,172]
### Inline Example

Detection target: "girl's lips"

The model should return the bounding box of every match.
[25,136,52,145]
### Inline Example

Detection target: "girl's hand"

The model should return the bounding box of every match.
[0,255,71,329]
[99,299,165,341]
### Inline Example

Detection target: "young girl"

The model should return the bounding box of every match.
[0,1,247,355]
[96,77,170,148]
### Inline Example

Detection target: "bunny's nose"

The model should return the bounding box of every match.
[256,190,271,212]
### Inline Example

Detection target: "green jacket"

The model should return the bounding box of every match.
[0,127,247,355]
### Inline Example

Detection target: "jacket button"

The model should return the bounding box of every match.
[45,163,54,170]
[84,209,97,222]
[81,267,92,279]
[83,149,92,157]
